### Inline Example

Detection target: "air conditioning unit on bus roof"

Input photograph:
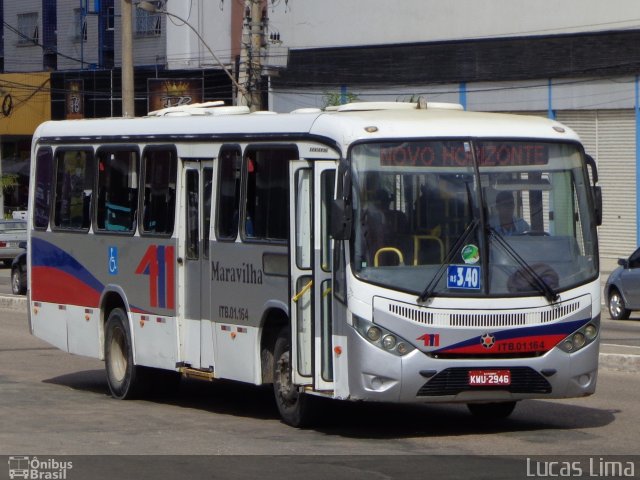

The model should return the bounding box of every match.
[148,101,250,117]
[328,100,464,112]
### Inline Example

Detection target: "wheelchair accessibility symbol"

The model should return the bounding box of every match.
[108,246,118,275]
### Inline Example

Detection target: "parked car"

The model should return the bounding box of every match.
[11,243,26,295]
[605,247,640,320]
[0,219,26,267]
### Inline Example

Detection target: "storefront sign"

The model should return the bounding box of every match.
[65,80,84,119]
[148,78,204,112]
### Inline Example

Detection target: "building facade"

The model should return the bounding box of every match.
[0,0,234,215]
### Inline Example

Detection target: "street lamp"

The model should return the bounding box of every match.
[137,1,248,106]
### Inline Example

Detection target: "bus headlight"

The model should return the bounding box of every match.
[366,326,382,342]
[382,334,397,350]
[584,324,597,340]
[558,321,599,354]
[352,315,415,357]
[572,332,586,349]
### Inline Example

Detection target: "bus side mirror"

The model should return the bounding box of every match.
[331,199,352,240]
[585,155,602,226]
[593,186,602,226]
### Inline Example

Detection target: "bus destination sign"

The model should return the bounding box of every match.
[379,142,549,168]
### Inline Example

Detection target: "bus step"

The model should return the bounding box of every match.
[180,367,215,382]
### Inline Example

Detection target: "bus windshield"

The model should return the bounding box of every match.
[350,139,597,298]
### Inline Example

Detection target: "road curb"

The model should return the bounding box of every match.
[1,295,636,372]
[598,353,640,373]
[0,295,27,311]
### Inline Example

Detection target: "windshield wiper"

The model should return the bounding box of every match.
[488,228,559,303]
[417,219,479,303]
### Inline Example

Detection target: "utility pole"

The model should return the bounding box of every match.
[121,0,135,117]
[238,0,265,111]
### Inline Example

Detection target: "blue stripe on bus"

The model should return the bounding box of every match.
[31,237,105,294]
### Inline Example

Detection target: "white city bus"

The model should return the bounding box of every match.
[27,101,602,426]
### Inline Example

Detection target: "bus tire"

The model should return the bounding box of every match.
[272,327,315,427]
[467,401,517,419]
[104,308,149,399]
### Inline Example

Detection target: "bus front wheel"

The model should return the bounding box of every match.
[272,327,315,427]
[467,401,517,419]
[104,308,149,399]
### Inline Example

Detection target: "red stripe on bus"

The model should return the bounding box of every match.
[31,266,101,307]
[438,334,566,355]
[165,245,175,310]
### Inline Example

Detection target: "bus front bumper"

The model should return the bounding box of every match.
[344,325,599,404]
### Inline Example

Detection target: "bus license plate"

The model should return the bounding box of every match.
[468,369,511,386]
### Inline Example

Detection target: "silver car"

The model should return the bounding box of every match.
[605,248,640,320]
[0,220,26,267]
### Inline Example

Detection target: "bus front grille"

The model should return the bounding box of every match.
[416,366,552,397]
[387,299,581,327]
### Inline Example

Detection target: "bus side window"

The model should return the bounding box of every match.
[141,147,177,235]
[321,169,336,271]
[203,167,213,257]
[96,147,139,233]
[243,146,298,241]
[34,147,54,230]
[216,145,242,240]
[53,149,94,231]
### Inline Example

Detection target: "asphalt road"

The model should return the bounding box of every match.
[0,307,639,459]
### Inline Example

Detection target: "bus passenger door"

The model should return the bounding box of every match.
[289,160,336,390]
[313,162,336,391]
[290,161,313,386]
[180,160,214,370]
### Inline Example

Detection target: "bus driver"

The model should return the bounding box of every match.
[492,190,529,235]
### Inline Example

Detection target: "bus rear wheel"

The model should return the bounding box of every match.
[467,401,517,419]
[104,308,149,399]
[272,327,315,427]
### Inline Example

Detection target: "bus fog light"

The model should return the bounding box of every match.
[367,326,382,342]
[584,324,597,340]
[578,374,591,387]
[382,335,397,350]
[572,332,586,349]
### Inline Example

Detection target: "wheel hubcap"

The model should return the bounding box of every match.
[109,327,127,382]
[610,294,622,317]
[275,351,297,406]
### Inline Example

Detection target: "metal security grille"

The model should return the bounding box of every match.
[557,110,636,260]
[416,366,552,396]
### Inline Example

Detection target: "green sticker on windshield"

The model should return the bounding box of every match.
[461,244,479,264]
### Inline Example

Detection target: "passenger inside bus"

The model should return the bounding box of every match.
[413,183,447,264]
[363,188,410,266]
